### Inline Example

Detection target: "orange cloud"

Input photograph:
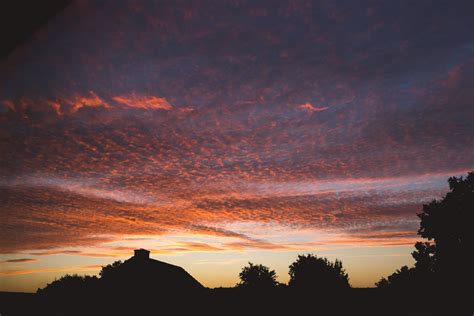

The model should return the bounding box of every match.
[298,102,328,113]
[70,91,111,112]
[46,100,62,115]
[112,94,172,110]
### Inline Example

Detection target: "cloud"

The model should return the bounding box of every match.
[0,169,465,255]
[1,92,173,116]
[29,250,83,256]
[1,100,15,111]
[69,91,111,113]
[179,107,195,113]
[298,102,328,113]
[165,242,223,252]
[112,94,172,110]
[0,0,472,263]
[0,258,38,264]
[1,176,157,205]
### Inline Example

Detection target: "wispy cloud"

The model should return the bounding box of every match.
[0,258,38,264]
[298,102,328,113]
[112,94,172,110]
[69,91,111,113]
[1,176,157,205]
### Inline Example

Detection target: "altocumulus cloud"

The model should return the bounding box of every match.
[0,0,473,255]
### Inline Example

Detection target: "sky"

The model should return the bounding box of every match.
[0,0,473,292]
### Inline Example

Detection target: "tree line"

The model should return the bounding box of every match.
[236,254,349,291]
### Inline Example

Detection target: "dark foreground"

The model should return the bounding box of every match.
[1,288,471,316]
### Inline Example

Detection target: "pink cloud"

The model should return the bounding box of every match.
[70,91,111,113]
[298,102,328,113]
[112,93,172,110]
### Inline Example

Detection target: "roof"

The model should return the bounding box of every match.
[110,249,204,292]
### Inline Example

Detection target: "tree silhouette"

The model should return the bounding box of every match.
[288,254,350,292]
[377,241,438,289]
[36,274,100,313]
[237,262,278,289]
[411,241,436,272]
[376,172,473,314]
[418,171,473,311]
[418,172,472,283]
[37,274,99,296]
[377,172,473,288]
[99,260,123,280]
[375,265,415,289]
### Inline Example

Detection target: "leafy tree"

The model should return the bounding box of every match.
[375,266,415,290]
[99,260,123,279]
[376,171,473,297]
[237,262,278,289]
[288,254,350,291]
[411,241,436,273]
[418,172,473,280]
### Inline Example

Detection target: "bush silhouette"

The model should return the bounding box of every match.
[37,274,99,296]
[36,274,100,312]
[237,262,278,289]
[288,254,350,292]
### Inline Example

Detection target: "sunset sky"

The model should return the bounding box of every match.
[1,0,473,292]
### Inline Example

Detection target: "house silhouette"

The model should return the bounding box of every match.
[104,248,204,294]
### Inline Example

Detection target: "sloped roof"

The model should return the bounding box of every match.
[113,250,204,292]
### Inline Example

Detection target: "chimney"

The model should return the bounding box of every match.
[134,248,150,260]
